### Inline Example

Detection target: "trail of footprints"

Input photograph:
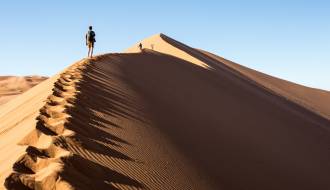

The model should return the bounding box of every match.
[5,60,89,190]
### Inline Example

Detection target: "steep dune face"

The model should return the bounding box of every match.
[115,51,330,190]
[0,76,47,106]
[197,50,330,120]
[1,34,330,190]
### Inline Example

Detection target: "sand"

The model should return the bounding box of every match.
[1,34,330,190]
[0,76,47,106]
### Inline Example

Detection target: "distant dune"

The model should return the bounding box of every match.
[1,34,330,190]
[0,76,47,106]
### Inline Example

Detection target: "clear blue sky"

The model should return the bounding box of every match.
[0,0,329,90]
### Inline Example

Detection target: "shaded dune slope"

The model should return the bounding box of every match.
[3,34,330,190]
[197,50,330,120]
[160,34,330,121]
[113,51,330,190]
[127,33,330,121]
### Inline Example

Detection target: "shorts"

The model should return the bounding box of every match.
[87,41,94,48]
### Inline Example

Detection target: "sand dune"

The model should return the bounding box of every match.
[0,76,47,106]
[1,34,330,190]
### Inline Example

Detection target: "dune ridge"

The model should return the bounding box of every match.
[125,33,209,69]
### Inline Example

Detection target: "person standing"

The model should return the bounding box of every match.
[86,26,96,58]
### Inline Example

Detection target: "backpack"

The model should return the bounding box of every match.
[87,31,96,42]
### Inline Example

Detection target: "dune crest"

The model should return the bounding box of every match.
[125,33,210,69]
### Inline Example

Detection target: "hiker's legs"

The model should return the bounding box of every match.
[87,47,91,58]
[87,43,94,58]
[90,46,94,58]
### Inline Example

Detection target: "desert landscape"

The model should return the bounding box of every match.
[1,34,330,190]
[0,76,47,106]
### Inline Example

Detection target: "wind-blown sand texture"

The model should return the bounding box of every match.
[0,76,47,106]
[1,34,330,190]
